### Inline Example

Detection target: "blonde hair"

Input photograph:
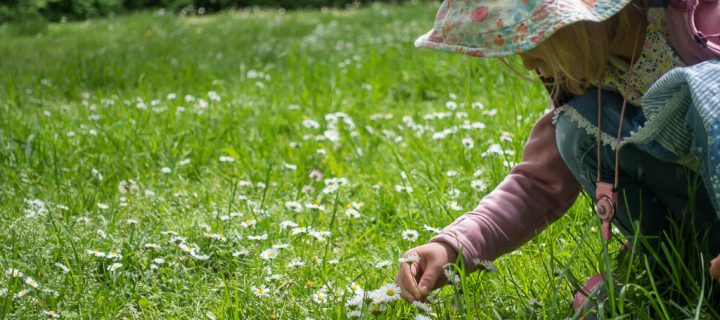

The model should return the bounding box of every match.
[512,0,647,97]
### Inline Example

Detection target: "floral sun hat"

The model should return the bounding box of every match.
[415,0,633,57]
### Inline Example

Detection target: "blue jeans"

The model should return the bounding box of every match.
[554,89,720,258]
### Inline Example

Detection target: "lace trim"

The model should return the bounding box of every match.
[554,106,621,150]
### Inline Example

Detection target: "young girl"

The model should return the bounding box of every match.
[395,0,720,311]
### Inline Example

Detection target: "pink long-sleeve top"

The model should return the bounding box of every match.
[429,110,581,273]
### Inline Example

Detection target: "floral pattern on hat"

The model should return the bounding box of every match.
[416,0,633,57]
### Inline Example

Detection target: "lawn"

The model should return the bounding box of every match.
[0,2,718,319]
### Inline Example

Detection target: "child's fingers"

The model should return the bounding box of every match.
[396,262,423,302]
[710,254,720,281]
[417,265,439,298]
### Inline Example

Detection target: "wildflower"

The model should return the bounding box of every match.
[446,170,458,177]
[415,314,432,320]
[106,250,122,259]
[346,293,364,308]
[412,300,432,313]
[309,169,323,181]
[247,233,268,241]
[348,282,363,294]
[118,179,139,194]
[470,180,487,191]
[472,101,484,109]
[25,277,39,288]
[303,119,320,129]
[272,243,290,250]
[205,233,226,241]
[178,158,191,166]
[161,167,172,174]
[279,220,298,229]
[252,285,270,297]
[447,201,463,211]
[285,201,303,212]
[144,243,161,249]
[423,225,442,234]
[288,258,305,268]
[23,199,48,218]
[402,229,419,242]
[461,138,474,149]
[193,254,210,260]
[107,263,122,272]
[6,268,24,278]
[86,249,106,258]
[399,253,420,264]
[13,289,29,299]
[260,248,278,260]
[219,156,235,162]
[43,310,61,319]
[283,163,298,170]
[312,291,327,304]
[345,207,361,218]
[347,310,362,318]
[446,101,458,110]
[97,203,109,210]
[232,248,249,257]
[473,259,498,272]
[374,283,401,302]
[241,219,256,228]
[54,263,69,273]
[369,302,387,315]
[374,260,391,268]
[291,227,307,235]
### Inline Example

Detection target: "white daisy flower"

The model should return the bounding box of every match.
[415,314,432,320]
[97,203,109,210]
[232,249,249,257]
[106,250,122,259]
[347,310,362,318]
[401,229,419,242]
[219,156,235,162]
[374,283,401,302]
[312,291,327,304]
[398,253,420,264]
[412,300,432,313]
[374,260,391,268]
[252,285,270,297]
[461,138,474,149]
[260,248,278,260]
[24,277,39,288]
[287,258,305,268]
[344,207,361,218]
[107,263,122,272]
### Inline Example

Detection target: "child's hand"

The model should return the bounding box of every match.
[395,242,457,302]
[711,254,720,282]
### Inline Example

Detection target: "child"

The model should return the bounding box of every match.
[395,0,720,310]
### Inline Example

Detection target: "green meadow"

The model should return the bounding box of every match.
[1,3,718,318]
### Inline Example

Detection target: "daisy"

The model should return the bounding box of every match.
[398,253,420,264]
[312,291,327,304]
[402,229,419,242]
[412,301,432,313]
[369,302,387,315]
[470,180,487,191]
[423,224,443,234]
[375,283,401,302]
[107,263,122,272]
[344,207,361,218]
[347,310,362,318]
[252,285,270,298]
[461,138,474,149]
[43,310,61,319]
[241,219,257,228]
[54,262,69,273]
[415,314,432,320]
[287,258,305,268]
[24,277,39,288]
[374,260,391,268]
[284,201,303,212]
[232,249,249,257]
[97,203,109,210]
[260,248,278,260]
[219,156,235,162]
[86,249,106,258]
[144,243,161,249]
[247,233,268,241]
[106,250,122,259]
[279,220,298,229]
[152,258,165,264]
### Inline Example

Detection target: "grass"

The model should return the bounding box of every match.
[0,2,718,319]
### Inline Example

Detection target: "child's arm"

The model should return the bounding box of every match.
[430,109,581,273]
